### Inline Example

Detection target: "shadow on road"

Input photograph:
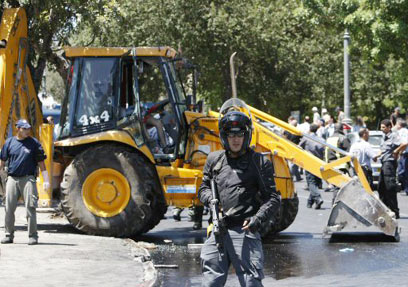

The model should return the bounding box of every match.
[329,232,399,243]
[12,223,82,235]
[134,227,207,245]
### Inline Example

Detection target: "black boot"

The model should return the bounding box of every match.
[315,199,324,210]
[192,205,204,230]
[173,207,182,221]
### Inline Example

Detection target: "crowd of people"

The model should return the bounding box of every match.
[286,105,408,219]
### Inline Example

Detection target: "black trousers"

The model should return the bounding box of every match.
[378,161,399,217]
[361,166,374,191]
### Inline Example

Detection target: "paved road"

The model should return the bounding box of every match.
[0,206,157,287]
[143,179,408,287]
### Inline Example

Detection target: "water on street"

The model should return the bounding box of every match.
[136,179,408,286]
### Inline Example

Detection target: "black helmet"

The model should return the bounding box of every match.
[219,110,252,153]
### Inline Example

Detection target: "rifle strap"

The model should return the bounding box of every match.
[210,151,226,180]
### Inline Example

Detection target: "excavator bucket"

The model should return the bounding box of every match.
[324,179,399,239]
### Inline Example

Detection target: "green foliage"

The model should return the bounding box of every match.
[304,0,408,127]
[44,67,65,103]
[3,0,407,127]
[1,0,108,92]
[71,0,348,119]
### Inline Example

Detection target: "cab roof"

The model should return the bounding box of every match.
[63,46,177,58]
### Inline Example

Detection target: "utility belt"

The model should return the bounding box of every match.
[208,213,246,228]
[9,174,34,178]
[223,217,246,228]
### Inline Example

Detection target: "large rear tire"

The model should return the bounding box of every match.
[261,194,299,237]
[60,144,166,237]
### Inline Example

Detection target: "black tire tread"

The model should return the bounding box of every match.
[60,143,166,237]
[261,194,299,237]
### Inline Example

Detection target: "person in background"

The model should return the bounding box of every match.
[312,107,320,124]
[353,116,366,132]
[349,128,378,189]
[395,119,408,196]
[0,119,49,245]
[283,118,302,182]
[298,115,311,134]
[325,123,351,200]
[299,124,325,209]
[390,107,401,127]
[172,205,204,230]
[46,116,54,125]
[316,118,327,139]
[374,119,408,219]
[335,106,345,123]
[324,115,335,138]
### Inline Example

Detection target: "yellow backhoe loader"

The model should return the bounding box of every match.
[0,8,398,239]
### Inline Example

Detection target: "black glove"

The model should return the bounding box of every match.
[246,216,261,233]
[209,198,219,208]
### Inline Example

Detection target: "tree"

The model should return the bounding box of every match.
[70,0,349,119]
[303,0,408,126]
[1,0,108,94]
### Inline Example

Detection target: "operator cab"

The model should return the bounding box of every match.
[58,47,192,163]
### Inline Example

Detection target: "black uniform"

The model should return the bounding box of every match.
[378,131,401,218]
[199,149,280,286]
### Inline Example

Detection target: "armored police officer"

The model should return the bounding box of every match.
[198,99,281,287]
[0,119,50,245]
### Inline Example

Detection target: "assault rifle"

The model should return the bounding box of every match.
[210,178,224,254]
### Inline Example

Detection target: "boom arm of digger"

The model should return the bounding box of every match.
[247,105,373,194]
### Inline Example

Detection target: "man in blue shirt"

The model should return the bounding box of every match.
[0,119,50,245]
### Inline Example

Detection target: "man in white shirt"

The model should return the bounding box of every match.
[299,116,311,134]
[349,128,378,189]
[312,107,320,124]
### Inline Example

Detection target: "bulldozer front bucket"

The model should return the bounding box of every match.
[324,179,398,239]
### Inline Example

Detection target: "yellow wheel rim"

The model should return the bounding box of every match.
[82,168,131,217]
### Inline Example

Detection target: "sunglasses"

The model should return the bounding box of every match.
[227,131,245,138]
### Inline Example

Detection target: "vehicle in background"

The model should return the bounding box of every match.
[343,122,353,134]
[347,130,383,189]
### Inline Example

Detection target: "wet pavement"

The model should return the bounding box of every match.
[139,179,408,286]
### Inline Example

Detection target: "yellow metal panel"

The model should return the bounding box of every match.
[54,130,155,163]
[352,157,373,194]
[183,112,221,170]
[0,8,27,145]
[184,110,206,124]
[321,156,352,172]
[273,156,295,199]
[37,123,53,207]
[156,166,203,207]
[0,8,43,145]
[64,46,177,58]
[253,120,351,188]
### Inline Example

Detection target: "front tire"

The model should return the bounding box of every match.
[60,144,166,237]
